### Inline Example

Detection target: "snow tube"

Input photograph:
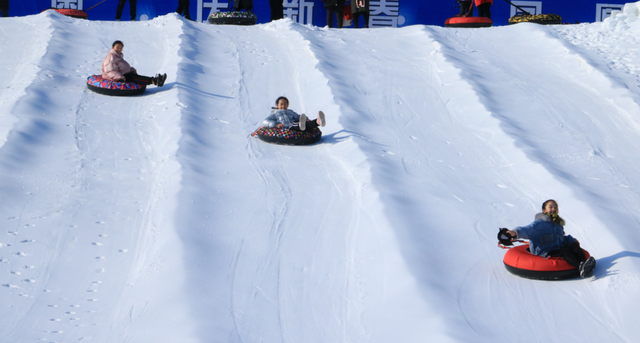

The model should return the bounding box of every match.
[445,16,492,28]
[251,126,322,146]
[86,75,146,96]
[208,11,257,25]
[45,8,88,19]
[509,14,562,25]
[503,245,591,280]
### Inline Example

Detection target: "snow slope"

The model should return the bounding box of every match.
[2,8,640,343]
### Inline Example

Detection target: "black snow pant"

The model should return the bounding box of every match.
[234,0,253,11]
[176,0,190,19]
[124,72,154,86]
[289,119,320,132]
[326,2,345,28]
[477,3,491,19]
[269,0,283,21]
[0,0,8,17]
[459,1,473,16]
[548,241,587,268]
[353,12,369,28]
[116,0,137,21]
[0,0,9,17]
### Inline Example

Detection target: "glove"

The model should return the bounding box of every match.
[497,228,515,246]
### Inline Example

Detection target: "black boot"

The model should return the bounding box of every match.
[157,73,167,87]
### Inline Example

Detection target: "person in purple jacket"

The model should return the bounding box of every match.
[505,199,596,277]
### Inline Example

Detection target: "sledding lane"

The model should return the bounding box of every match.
[424,24,640,342]
[172,19,418,342]
[0,13,184,343]
[0,15,51,148]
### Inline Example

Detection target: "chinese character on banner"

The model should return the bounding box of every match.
[197,0,230,22]
[596,3,624,22]
[369,0,400,28]
[53,0,83,10]
[509,1,541,16]
[283,0,314,25]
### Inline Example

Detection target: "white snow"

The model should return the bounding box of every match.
[2,6,640,342]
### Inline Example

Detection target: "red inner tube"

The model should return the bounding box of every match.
[445,17,492,28]
[503,245,591,280]
[44,8,88,19]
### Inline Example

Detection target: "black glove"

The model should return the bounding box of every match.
[497,228,515,246]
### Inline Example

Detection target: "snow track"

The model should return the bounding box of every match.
[0,13,184,343]
[2,12,640,343]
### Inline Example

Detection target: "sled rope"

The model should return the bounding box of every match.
[86,0,108,11]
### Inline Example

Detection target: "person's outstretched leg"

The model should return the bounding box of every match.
[318,111,325,127]
[580,256,596,277]
[299,113,307,131]
[549,241,585,268]
[124,72,164,86]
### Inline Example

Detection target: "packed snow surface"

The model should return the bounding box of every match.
[2,7,640,343]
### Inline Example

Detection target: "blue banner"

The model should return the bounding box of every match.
[4,0,633,27]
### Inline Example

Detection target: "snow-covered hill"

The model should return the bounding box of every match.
[2,6,640,342]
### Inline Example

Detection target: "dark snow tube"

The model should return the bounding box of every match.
[208,11,257,25]
[86,75,146,96]
[503,245,591,280]
[45,8,88,19]
[445,16,492,28]
[509,14,562,25]
[251,127,322,146]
